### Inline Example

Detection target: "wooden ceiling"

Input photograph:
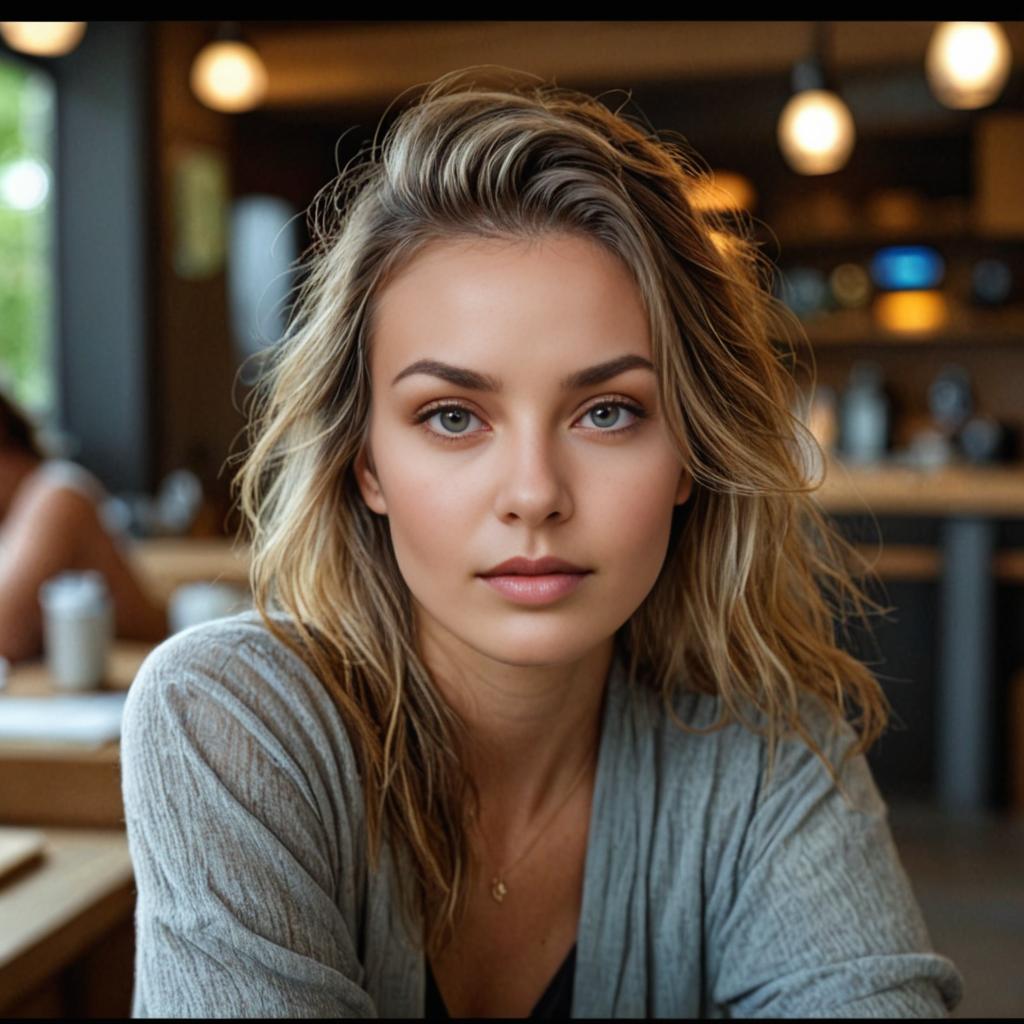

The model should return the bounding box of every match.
[235,21,1024,113]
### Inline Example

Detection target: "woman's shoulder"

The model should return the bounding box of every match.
[121,608,375,1002]
[133,605,309,674]
[129,608,314,701]
[619,665,868,812]
[123,608,364,809]
[3,459,104,529]
[28,459,106,503]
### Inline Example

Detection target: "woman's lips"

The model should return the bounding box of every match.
[478,572,590,606]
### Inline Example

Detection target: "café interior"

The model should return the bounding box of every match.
[0,20,1022,1018]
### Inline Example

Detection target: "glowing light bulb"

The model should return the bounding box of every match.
[190,40,268,113]
[926,22,1012,109]
[0,21,86,56]
[777,89,855,175]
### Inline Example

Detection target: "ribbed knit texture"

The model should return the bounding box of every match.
[121,611,963,1017]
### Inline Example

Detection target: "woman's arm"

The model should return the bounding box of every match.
[706,701,964,1018]
[121,624,378,1018]
[0,473,165,661]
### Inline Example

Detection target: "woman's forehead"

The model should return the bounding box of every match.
[369,233,652,379]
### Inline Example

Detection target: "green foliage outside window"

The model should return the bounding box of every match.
[0,56,55,416]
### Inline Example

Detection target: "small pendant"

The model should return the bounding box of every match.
[491,878,508,903]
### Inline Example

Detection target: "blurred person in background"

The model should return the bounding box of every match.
[0,389,166,661]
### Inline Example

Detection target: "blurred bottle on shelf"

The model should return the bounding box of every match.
[839,362,891,465]
[901,427,955,470]
[894,364,971,470]
[928,364,973,430]
[970,258,1015,306]
[919,363,1017,465]
[885,366,1018,470]
[778,266,830,319]
[959,415,1018,464]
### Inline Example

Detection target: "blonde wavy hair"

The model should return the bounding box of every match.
[234,68,891,956]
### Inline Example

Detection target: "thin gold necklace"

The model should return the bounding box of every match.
[479,750,596,904]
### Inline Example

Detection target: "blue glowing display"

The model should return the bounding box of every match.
[869,246,945,291]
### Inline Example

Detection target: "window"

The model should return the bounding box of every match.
[0,54,56,416]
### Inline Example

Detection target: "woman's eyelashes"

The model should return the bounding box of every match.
[413,397,649,445]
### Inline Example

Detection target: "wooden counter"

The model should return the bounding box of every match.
[812,458,1024,812]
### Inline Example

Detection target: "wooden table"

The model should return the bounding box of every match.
[2,642,151,698]
[0,643,154,828]
[129,536,250,604]
[0,654,148,1015]
[0,541,251,1016]
[0,827,134,1015]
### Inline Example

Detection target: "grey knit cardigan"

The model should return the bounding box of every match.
[121,611,963,1017]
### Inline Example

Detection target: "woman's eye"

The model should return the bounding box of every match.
[580,402,642,431]
[420,405,482,441]
[415,399,647,445]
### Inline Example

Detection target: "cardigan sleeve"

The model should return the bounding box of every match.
[121,622,379,1018]
[706,700,964,1018]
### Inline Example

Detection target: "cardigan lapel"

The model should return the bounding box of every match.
[572,646,654,1018]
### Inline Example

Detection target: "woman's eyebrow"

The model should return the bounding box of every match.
[391,354,655,392]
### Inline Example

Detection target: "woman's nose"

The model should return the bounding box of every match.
[491,433,573,525]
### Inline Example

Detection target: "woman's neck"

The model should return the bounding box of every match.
[420,632,614,834]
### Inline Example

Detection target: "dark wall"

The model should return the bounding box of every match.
[54,21,153,492]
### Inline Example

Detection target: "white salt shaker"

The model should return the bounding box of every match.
[38,571,113,691]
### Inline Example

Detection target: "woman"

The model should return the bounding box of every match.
[0,393,166,660]
[121,70,963,1017]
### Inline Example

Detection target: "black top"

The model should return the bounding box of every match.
[425,943,577,1019]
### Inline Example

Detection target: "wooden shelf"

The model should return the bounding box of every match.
[852,544,941,581]
[781,307,1024,349]
[761,224,1024,252]
[815,458,1024,518]
[849,545,1024,583]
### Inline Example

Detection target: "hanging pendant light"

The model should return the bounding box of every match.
[190,22,268,114]
[0,21,86,57]
[777,22,856,176]
[926,22,1012,110]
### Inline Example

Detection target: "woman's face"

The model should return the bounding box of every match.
[355,232,692,672]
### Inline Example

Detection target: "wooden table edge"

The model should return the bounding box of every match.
[0,833,135,1011]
